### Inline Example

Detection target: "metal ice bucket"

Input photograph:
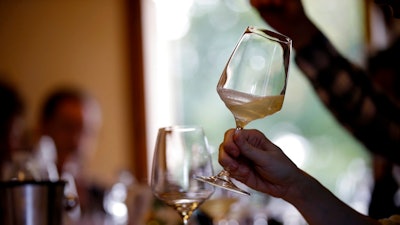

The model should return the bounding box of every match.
[0,180,69,225]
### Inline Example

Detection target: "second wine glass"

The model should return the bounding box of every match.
[151,125,215,225]
[197,26,292,195]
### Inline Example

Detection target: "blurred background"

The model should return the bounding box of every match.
[0,1,138,184]
[0,0,374,222]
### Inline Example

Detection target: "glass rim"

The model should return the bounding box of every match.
[246,25,292,45]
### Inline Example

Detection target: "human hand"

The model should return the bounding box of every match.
[220,129,382,225]
[250,0,319,49]
[218,129,302,198]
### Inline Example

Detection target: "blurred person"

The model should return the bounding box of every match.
[0,79,32,180]
[218,128,398,225]
[250,0,400,219]
[38,86,105,221]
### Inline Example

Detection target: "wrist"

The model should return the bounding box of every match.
[282,170,318,205]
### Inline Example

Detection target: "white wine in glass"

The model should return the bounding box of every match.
[197,26,292,195]
[217,89,285,129]
[151,126,215,224]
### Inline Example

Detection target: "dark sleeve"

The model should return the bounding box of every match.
[295,32,400,164]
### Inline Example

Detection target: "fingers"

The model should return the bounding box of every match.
[218,140,253,181]
[232,130,269,166]
[222,129,241,157]
[218,143,239,172]
[233,129,271,151]
[219,129,270,173]
[218,129,239,171]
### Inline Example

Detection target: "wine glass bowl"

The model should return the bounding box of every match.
[218,26,291,129]
[197,26,292,195]
[151,125,215,224]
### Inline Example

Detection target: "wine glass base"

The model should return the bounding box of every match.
[196,175,250,196]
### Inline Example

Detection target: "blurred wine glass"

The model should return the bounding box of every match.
[199,189,238,224]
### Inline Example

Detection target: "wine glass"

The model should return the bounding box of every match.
[151,125,215,225]
[197,26,292,195]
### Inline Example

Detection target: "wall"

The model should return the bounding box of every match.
[0,1,133,184]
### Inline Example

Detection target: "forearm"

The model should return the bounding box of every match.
[295,32,400,163]
[284,171,380,225]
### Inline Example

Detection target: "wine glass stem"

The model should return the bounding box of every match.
[217,170,231,181]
